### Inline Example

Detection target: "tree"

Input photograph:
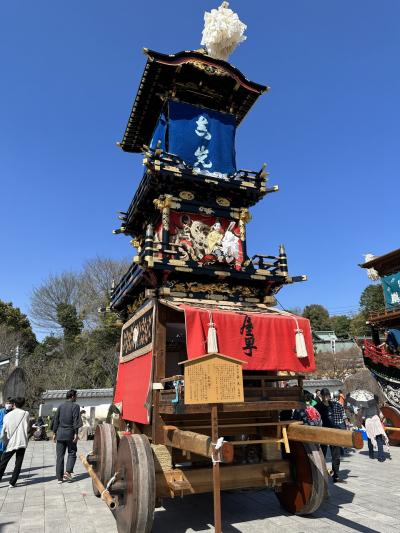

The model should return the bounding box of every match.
[349,312,369,337]
[30,258,129,333]
[79,256,129,323]
[330,315,351,338]
[56,303,83,343]
[30,272,82,332]
[302,304,331,331]
[359,284,385,315]
[312,346,363,380]
[0,300,37,352]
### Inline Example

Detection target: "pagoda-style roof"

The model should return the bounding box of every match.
[118,49,268,153]
[360,248,400,277]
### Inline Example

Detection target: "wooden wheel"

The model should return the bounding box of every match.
[112,434,155,533]
[276,442,328,515]
[381,405,400,446]
[91,423,118,497]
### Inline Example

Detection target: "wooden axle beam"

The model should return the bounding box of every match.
[163,426,234,463]
[156,460,291,498]
[80,454,118,509]
[286,424,363,449]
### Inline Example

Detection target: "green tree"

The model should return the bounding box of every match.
[330,315,351,338]
[349,312,369,337]
[359,284,385,315]
[0,300,37,352]
[56,303,83,343]
[302,304,331,331]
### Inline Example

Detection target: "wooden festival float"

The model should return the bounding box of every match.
[361,249,400,445]
[81,4,363,532]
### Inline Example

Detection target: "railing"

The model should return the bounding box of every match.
[363,339,400,369]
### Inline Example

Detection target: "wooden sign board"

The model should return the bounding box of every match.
[181,353,244,405]
[120,300,154,363]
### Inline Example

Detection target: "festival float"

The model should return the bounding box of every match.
[81,4,362,532]
[360,249,400,444]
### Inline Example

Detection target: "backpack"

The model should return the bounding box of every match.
[305,406,322,426]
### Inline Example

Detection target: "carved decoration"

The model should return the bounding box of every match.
[179,191,195,201]
[153,194,173,231]
[190,60,230,78]
[216,196,230,207]
[199,206,214,215]
[238,207,252,241]
[120,300,154,362]
[155,212,243,268]
[169,281,257,298]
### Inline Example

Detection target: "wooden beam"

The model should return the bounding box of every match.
[156,461,291,498]
[287,424,364,449]
[163,426,234,463]
[159,400,301,415]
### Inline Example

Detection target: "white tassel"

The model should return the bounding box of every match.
[364,253,380,281]
[207,312,219,353]
[295,328,308,359]
[201,2,247,61]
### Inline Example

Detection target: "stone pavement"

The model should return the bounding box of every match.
[0,440,400,532]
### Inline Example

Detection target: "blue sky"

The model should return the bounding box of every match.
[1,1,399,335]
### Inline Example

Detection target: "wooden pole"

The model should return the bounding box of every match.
[211,404,222,533]
[286,423,363,449]
[163,425,234,462]
[80,454,118,510]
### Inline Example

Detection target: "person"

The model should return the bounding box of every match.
[52,389,82,483]
[0,397,30,487]
[314,389,322,404]
[316,388,347,483]
[32,416,49,441]
[338,389,346,406]
[0,400,12,459]
[292,393,322,426]
[78,409,93,441]
[360,399,389,462]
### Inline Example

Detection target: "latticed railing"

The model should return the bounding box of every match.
[363,339,400,368]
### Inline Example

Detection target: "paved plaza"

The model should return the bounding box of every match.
[0,440,399,533]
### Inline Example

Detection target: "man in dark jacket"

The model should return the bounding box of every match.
[52,389,82,483]
[316,387,347,483]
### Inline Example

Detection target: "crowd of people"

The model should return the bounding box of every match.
[0,386,392,489]
[292,387,390,483]
[0,389,83,487]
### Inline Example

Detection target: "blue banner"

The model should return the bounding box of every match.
[150,112,167,151]
[382,272,400,309]
[167,100,236,175]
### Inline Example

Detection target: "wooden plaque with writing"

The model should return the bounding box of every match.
[181,353,244,405]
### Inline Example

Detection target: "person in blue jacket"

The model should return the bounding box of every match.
[0,398,13,458]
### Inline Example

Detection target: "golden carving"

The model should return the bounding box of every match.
[153,194,173,231]
[216,196,230,207]
[191,60,230,78]
[170,281,257,298]
[179,191,195,201]
[238,208,252,241]
[127,293,146,317]
[153,194,173,211]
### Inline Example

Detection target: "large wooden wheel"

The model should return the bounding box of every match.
[381,405,400,446]
[91,423,118,497]
[112,434,155,533]
[276,442,328,515]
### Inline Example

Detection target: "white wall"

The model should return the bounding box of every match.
[39,396,113,417]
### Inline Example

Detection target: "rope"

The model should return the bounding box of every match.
[211,437,225,464]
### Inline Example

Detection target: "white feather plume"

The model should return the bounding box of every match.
[201,2,247,61]
[364,253,380,281]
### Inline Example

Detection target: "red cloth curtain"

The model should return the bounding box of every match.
[183,306,315,372]
[113,352,153,424]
